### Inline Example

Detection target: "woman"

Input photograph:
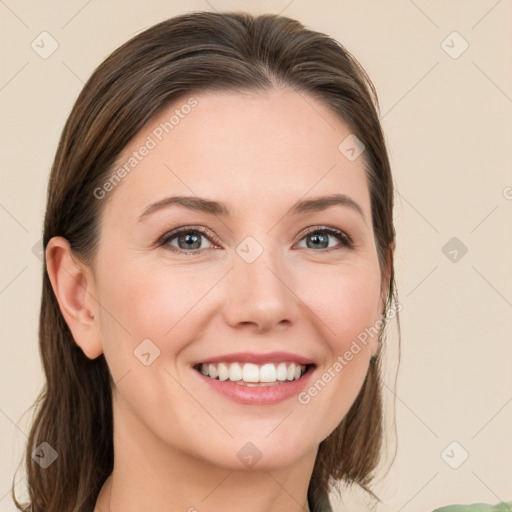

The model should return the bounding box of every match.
[13,11,400,512]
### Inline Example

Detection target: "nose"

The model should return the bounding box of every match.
[222,244,299,333]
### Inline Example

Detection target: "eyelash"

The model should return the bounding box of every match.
[157,225,354,255]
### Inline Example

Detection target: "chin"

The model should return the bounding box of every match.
[203,439,313,472]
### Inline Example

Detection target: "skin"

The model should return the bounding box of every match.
[46,88,392,512]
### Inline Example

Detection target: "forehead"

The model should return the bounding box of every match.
[103,89,370,222]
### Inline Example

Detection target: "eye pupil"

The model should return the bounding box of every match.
[179,232,201,249]
[307,233,328,249]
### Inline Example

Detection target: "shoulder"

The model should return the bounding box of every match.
[431,502,512,512]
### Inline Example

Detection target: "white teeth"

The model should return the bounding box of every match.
[217,362,229,381]
[198,361,308,384]
[242,363,260,382]
[208,364,218,379]
[276,362,288,381]
[259,363,276,383]
[229,362,243,381]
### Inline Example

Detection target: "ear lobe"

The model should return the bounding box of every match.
[45,236,103,360]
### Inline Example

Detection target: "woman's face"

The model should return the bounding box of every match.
[89,88,386,471]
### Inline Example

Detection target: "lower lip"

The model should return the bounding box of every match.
[194,366,316,405]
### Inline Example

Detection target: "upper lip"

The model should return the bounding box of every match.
[193,351,316,366]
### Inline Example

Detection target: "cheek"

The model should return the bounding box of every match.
[292,264,381,437]
[299,261,382,352]
[94,256,217,361]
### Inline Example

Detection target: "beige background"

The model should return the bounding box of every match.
[1,1,511,511]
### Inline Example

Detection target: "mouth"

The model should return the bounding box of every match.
[192,361,316,387]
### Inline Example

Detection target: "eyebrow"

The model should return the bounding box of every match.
[137,193,366,224]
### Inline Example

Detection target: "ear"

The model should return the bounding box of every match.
[45,236,103,360]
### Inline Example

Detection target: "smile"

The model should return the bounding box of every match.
[194,361,314,385]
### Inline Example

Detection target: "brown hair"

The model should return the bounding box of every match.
[13,11,400,512]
